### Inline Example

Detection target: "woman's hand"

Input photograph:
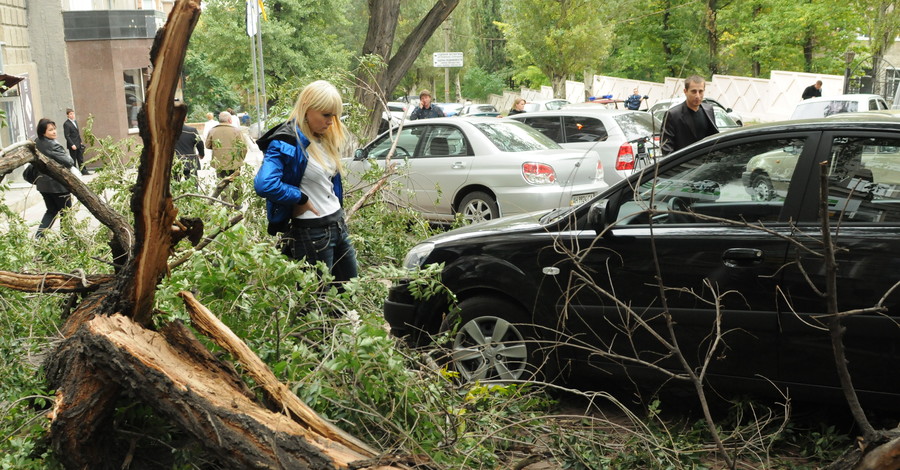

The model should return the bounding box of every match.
[292,199,320,217]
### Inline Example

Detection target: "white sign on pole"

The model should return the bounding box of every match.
[433,52,463,68]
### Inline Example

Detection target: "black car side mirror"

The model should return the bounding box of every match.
[587,199,610,233]
[354,148,368,161]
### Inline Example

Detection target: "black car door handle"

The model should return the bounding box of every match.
[722,248,763,267]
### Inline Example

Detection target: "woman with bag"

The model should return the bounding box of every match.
[33,118,75,239]
[254,80,358,283]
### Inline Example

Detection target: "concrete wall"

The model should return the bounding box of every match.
[26,0,75,131]
[489,70,846,124]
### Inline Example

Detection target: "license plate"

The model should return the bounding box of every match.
[571,193,595,206]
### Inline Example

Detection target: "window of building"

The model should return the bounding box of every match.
[124,68,148,130]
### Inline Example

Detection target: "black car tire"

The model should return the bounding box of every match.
[749,173,775,201]
[443,296,556,383]
[459,191,499,222]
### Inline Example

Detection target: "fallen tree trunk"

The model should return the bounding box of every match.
[49,313,377,469]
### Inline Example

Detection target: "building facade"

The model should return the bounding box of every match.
[1,0,175,174]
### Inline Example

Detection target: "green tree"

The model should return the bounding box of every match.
[854,0,900,95]
[186,0,352,114]
[720,0,856,77]
[468,0,510,78]
[182,50,241,120]
[460,65,506,100]
[498,0,613,98]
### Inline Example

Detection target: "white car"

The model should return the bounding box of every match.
[346,117,607,222]
[790,94,888,119]
[522,99,571,113]
[509,109,659,186]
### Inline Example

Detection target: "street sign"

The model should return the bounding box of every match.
[433,52,463,68]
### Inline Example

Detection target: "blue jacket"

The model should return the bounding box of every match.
[254,121,344,231]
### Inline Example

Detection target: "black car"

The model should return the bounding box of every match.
[384,116,900,404]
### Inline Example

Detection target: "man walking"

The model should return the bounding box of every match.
[660,76,719,156]
[63,108,88,174]
[410,90,445,120]
[174,113,205,181]
[205,111,246,179]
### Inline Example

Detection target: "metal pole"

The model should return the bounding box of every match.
[443,19,450,103]
[256,14,267,121]
[250,34,261,126]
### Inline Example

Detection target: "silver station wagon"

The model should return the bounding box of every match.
[346,117,607,222]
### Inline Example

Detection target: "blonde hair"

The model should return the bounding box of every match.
[288,80,347,173]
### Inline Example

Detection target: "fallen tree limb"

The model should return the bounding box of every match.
[0,270,114,292]
[180,291,379,458]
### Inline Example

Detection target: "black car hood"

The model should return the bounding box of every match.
[427,211,548,245]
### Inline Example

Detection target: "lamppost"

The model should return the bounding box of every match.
[843,51,856,94]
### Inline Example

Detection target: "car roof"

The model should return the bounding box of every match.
[798,94,885,104]
[709,115,900,137]
[507,108,636,118]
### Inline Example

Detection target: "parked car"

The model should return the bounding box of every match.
[438,103,464,117]
[790,94,888,120]
[649,98,743,129]
[383,116,900,405]
[522,99,571,113]
[508,108,659,186]
[345,117,607,223]
[378,101,410,132]
[457,104,501,117]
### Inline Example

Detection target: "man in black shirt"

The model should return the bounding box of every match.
[802,80,823,100]
[661,76,719,156]
[174,115,205,181]
[410,90,445,120]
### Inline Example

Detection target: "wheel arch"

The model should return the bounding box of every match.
[451,184,498,214]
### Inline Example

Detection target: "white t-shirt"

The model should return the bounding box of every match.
[295,143,341,219]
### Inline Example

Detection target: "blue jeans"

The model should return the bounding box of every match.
[283,217,358,282]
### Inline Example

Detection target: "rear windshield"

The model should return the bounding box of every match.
[474,120,562,152]
[613,112,658,140]
[792,100,858,119]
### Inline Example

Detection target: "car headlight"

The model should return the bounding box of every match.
[402,242,434,269]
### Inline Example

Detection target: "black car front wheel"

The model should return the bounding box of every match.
[444,297,554,383]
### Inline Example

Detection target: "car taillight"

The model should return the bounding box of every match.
[615,142,635,170]
[522,162,557,184]
[595,159,604,182]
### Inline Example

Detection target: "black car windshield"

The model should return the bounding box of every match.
[474,121,562,152]
[614,112,657,140]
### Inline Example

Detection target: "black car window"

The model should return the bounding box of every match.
[824,136,900,222]
[563,116,607,142]
[422,126,468,157]
[616,137,808,225]
[368,126,422,159]
[519,116,562,142]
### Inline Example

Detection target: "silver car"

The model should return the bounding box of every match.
[509,108,659,186]
[346,117,607,222]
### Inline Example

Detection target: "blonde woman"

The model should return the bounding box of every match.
[254,80,357,281]
[509,98,527,115]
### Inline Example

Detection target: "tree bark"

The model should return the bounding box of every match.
[354,0,460,140]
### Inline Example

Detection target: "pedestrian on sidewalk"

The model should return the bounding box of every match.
[63,108,89,174]
[34,118,75,239]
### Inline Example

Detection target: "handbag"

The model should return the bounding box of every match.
[23,164,38,184]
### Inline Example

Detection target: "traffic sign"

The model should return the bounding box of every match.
[433,52,463,68]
